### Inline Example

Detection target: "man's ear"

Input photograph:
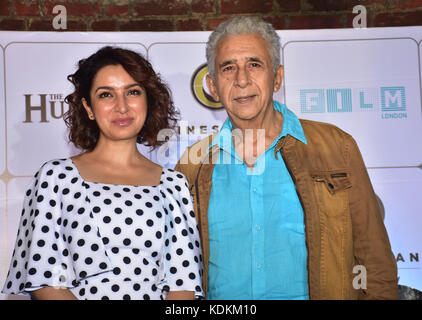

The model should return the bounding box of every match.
[82,98,95,120]
[206,74,220,102]
[273,65,284,93]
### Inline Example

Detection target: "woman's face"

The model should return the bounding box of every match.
[82,64,148,145]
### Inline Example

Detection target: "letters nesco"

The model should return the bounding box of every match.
[165,304,199,318]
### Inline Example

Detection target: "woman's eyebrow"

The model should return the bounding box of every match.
[94,83,140,93]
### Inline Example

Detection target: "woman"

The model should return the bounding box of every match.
[2,46,203,300]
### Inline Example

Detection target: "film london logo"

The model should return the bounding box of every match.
[191,63,223,109]
[380,87,407,119]
[299,86,407,119]
[23,93,67,123]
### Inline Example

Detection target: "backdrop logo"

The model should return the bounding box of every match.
[191,63,222,109]
[23,93,67,123]
[299,86,407,119]
[381,87,406,112]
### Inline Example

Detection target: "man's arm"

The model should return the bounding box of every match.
[347,136,398,299]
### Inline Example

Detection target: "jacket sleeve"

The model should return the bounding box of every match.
[347,136,398,300]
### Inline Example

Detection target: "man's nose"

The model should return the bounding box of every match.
[235,66,251,88]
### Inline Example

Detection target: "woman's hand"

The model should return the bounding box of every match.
[165,290,196,300]
[30,286,78,300]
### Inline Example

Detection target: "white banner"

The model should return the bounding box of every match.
[0,27,421,299]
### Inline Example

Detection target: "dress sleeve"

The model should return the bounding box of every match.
[2,161,112,296]
[2,163,79,295]
[158,170,204,299]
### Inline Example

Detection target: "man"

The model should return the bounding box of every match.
[175,16,398,299]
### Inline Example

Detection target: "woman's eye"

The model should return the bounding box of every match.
[98,92,112,98]
[128,89,141,96]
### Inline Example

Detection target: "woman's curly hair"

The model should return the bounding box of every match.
[64,46,179,151]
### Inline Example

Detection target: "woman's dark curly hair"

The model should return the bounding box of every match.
[64,46,179,151]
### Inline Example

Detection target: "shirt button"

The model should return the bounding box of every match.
[256,264,261,269]
[253,188,257,192]
[255,225,261,231]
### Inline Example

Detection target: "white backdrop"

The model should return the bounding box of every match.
[0,27,421,300]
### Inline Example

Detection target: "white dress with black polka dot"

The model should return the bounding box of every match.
[2,159,204,300]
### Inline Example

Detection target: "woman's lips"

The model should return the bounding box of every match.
[112,117,134,126]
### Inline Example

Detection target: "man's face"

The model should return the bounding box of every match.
[207,33,283,125]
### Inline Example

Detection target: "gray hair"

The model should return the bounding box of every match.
[206,16,281,80]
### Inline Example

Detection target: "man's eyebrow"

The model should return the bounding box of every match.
[218,59,236,69]
[246,57,264,64]
[218,57,265,69]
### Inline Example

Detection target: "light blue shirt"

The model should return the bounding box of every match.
[207,101,309,300]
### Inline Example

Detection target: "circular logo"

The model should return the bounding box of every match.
[191,63,223,109]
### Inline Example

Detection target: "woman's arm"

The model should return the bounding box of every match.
[30,287,78,300]
[166,290,195,300]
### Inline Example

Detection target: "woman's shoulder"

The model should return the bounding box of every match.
[160,167,190,196]
[34,158,75,179]
[161,167,188,184]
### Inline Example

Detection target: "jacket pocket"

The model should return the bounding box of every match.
[311,171,351,196]
[311,170,353,298]
[311,171,352,219]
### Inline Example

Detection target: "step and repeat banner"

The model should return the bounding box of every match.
[0,27,421,299]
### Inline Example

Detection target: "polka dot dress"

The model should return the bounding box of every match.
[2,159,204,300]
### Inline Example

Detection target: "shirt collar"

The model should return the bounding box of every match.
[209,100,307,154]
[273,100,307,145]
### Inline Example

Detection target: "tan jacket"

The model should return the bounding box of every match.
[175,119,398,300]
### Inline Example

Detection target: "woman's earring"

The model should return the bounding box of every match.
[88,113,95,120]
